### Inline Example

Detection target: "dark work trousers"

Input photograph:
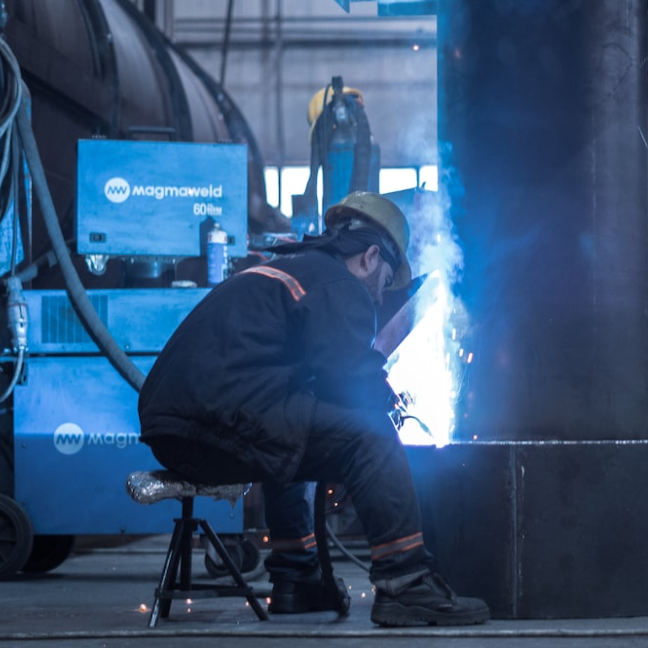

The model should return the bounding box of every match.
[148,399,433,592]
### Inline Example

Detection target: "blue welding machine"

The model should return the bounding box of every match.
[76,139,248,259]
[14,140,250,540]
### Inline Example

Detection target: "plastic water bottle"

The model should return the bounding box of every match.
[207,223,228,286]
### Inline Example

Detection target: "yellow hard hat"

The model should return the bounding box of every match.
[324,191,411,290]
[307,86,365,126]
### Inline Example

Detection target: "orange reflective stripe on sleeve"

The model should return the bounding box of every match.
[242,266,307,302]
[270,533,317,552]
[370,532,425,562]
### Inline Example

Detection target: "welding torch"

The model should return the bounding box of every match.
[389,389,433,436]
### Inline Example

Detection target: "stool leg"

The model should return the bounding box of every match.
[149,517,185,627]
[179,498,196,591]
[199,521,269,621]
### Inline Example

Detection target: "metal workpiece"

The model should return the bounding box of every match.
[408,440,648,619]
[438,0,648,442]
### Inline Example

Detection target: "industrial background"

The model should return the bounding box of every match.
[149,1,437,170]
[1,0,648,629]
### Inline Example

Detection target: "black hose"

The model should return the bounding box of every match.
[347,97,373,194]
[15,89,145,393]
[314,481,351,615]
[220,0,235,86]
[325,520,370,572]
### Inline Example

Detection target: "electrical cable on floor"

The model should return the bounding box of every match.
[325,521,370,572]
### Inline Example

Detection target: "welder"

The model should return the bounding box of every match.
[138,191,489,627]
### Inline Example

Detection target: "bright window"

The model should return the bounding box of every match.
[379,168,417,194]
[264,165,437,217]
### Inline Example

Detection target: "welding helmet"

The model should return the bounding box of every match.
[307,85,365,126]
[324,191,411,290]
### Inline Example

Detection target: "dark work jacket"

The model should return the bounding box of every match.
[138,249,394,482]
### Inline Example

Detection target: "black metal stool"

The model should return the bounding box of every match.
[127,470,350,627]
[126,470,268,627]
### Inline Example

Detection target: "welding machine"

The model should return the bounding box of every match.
[4,138,250,577]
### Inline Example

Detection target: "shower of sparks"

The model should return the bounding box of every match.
[386,271,461,447]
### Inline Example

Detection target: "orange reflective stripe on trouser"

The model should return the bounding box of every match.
[270,533,317,552]
[242,266,307,302]
[370,532,425,562]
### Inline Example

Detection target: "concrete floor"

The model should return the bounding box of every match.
[1,535,648,648]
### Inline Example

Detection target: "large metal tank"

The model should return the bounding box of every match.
[3,0,288,288]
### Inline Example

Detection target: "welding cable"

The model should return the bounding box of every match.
[0,38,21,193]
[400,414,433,437]
[0,133,19,280]
[0,278,27,406]
[0,348,23,404]
[321,484,370,572]
[325,521,370,572]
[13,243,71,283]
[0,38,26,402]
[15,87,145,392]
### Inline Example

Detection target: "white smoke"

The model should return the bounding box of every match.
[386,160,469,447]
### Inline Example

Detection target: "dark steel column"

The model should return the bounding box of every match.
[438,0,648,440]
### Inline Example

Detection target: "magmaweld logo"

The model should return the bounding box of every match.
[53,422,85,455]
[104,177,131,203]
[103,176,223,203]
[53,422,140,455]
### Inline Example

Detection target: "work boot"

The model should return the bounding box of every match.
[269,576,350,614]
[371,573,490,627]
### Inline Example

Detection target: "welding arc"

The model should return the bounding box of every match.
[15,87,145,393]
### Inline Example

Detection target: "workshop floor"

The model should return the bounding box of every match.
[1,534,647,648]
